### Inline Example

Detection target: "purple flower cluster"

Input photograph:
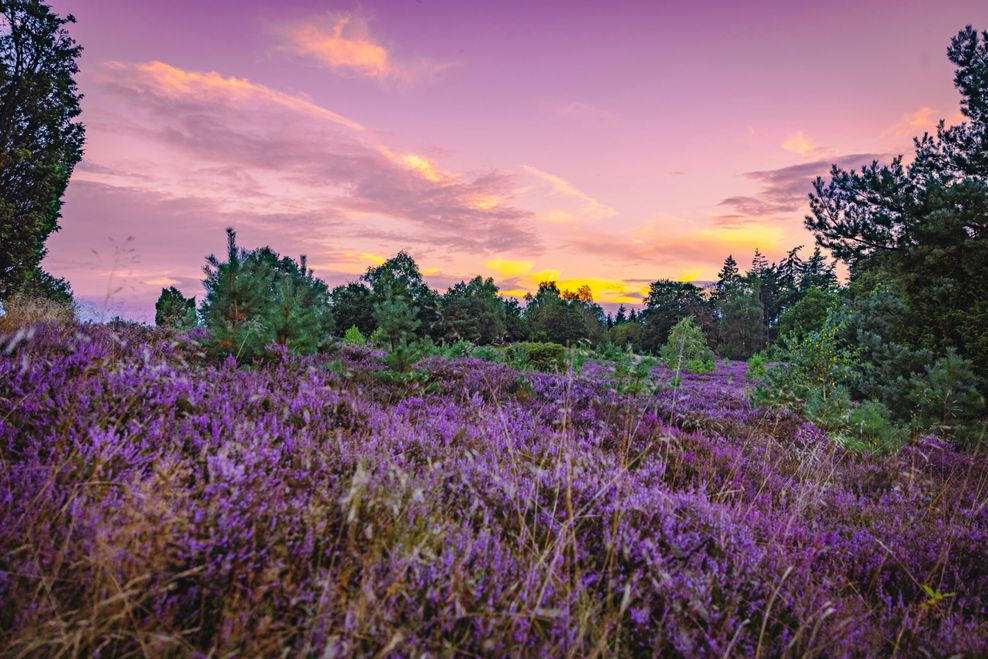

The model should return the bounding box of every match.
[1,324,986,656]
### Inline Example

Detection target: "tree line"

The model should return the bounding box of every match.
[2,2,986,445]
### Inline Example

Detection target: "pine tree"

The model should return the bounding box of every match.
[154,286,196,330]
[614,304,628,325]
[717,274,768,360]
[713,255,741,302]
[1,0,85,299]
[200,228,332,359]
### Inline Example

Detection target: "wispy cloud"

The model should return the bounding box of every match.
[272,12,451,84]
[89,60,536,253]
[714,153,887,223]
[521,165,616,222]
[781,130,825,159]
[554,101,614,120]
[884,106,940,138]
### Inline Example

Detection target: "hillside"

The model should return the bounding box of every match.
[1,323,985,656]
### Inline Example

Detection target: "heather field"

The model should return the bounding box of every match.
[1,323,986,657]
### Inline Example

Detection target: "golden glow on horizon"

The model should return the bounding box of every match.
[485,259,533,277]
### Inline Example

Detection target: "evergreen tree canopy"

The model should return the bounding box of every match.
[441,276,506,345]
[200,229,332,359]
[717,274,768,360]
[806,25,988,380]
[639,280,709,353]
[0,0,84,299]
[713,255,741,302]
[330,282,375,336]
[524,281,593,345]
[154,286,196,330]
[363,251,439,339]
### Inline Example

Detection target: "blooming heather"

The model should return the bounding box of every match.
[1,324,986,656]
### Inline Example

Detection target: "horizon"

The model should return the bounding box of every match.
[43,0,988,321]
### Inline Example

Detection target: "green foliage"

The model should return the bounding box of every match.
[685,357,716,374]
[372,285,420,353]
[639,280,709,352]
[713,255,741,302]
[746,354,767,378]
[442,340,474,358]
[753,317,859,412]
[717,274,768,360]
[505,342,566,372]
[363,251,439,340]
[441,276,505,344]
[343,325,366,346]
[0,0,84,299]
[842,400,905,453]
[200,228,333,360]
[331,283,375,336]
[524,282,600,346]
[806,26,988,393]
[909,349,987,446]
[609,318,642,350]
[659,315,713,371]
[154,286,197,330]
[471,344,502,363]
[777,288,839,340]
[5,265,73,306]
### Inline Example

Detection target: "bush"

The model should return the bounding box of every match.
[753,318,859,419]
[155,286,197,330]
[685,356,716,374]
[660,316,713,371]
[843,400,905,453]
[746,354,767,378]
[343,325,367,346]
[505,342,566,372]
[442,340,474,358]
[909,349,987,446]
[471,345,502,363]
[0,291,74,330]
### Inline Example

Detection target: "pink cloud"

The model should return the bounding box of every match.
[271,12,451,84]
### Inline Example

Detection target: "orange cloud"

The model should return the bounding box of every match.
[781,130,823,159]
[108,60,366,132]
[273,13,450,84]
[885,106,940,138]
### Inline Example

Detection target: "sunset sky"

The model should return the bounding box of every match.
[44,0,987,320]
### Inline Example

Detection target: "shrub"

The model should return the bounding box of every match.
[746,354,767,378]
[471,345,502,363]
[505,342,566,372]
[442,340,474,358]
[0,291,74,330]
[685,356,716,374]
[343,325,367,346]
[909,349,987,446]
[843,400,905,453]
[660,316,713,371]
[154,286,197,330]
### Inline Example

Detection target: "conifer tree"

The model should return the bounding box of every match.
[1,0,84,299]
[154,286,196,330]
[717,274,768,359]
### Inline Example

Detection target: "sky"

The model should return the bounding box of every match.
[43,0,988,320]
